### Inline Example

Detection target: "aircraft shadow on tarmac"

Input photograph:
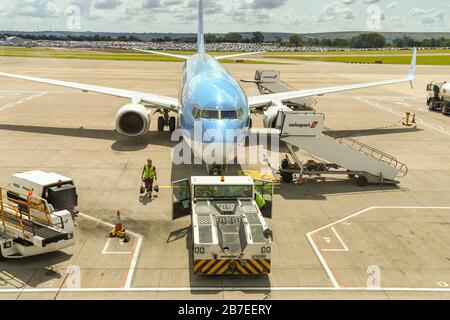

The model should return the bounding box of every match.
[0,251,72,288]
[0,124,177,152]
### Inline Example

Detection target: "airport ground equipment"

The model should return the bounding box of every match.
[109,210,130,243]
[426,81,450,115]
[0,186,75,259]
[8,171,79,216]
[172,176,273,276]
[275,111,408,186]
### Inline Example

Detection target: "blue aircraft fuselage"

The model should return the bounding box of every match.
[178,54,250,144]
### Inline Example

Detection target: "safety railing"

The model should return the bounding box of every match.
[0,187,56,231]
[324,128,409,178]
[0,195,27,236]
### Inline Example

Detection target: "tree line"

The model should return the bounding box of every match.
[0,33,142,42]
[285,33,450,48]
[2,31,450,48]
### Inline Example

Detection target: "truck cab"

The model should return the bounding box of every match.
[172,176,274,276]
[8,171,78,215]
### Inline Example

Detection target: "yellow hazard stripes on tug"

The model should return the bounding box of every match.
[194,259,271,275]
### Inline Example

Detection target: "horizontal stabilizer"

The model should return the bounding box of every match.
[134,49,189,60]
[215,51,266,61]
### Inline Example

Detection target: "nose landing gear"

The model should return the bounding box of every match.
[157,110,177,132]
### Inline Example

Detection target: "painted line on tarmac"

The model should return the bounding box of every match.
[123,236,143,289]
[0,287,449,294]
[78,212,143,289]
[356,97,450,137]
[321,227,350,252]
[0,91,47,112]
[101,238,132,255]
[307,206,450,289]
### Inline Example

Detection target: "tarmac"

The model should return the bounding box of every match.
[0,55,449,300]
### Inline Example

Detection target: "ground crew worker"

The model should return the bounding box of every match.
[255,191,266,209]
[142,159,157,199]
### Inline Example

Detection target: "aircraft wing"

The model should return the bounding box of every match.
[0,71,180,111]
[133,49,190,60]
[248,48,417,109]
[215,52,266,61]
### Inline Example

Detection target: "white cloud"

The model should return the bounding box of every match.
[11,0,60,18]
[387,2,398,9]
[0,0,448,34]
[409,8,444,25]
[94,0,122,10]
[318,1,355,23]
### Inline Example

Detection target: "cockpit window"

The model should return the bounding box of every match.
[221,110,237,120]
[201,109,219,120]
[192,106,201,119]
[236,107,245,120]
[192,107,244,120]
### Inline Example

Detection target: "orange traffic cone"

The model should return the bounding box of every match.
[109,210,129,242]
[114,210,123,232]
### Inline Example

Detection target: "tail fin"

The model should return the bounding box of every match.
[198,0,206,55]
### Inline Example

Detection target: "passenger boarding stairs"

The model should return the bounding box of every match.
[0,187,70,251]
[277,111,408,183]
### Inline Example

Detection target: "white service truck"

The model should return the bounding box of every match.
[426,81,450,115]
[7,171,79,215]
[172,176,273,276]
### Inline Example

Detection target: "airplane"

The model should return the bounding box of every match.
[0,0,416,166]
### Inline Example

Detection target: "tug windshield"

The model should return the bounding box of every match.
[194,185,252,199]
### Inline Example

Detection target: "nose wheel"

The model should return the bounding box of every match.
[169,116,177,132]
[157,110,177,132]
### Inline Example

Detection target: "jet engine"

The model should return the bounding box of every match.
[263,105,291,128]
[115,103,152,137]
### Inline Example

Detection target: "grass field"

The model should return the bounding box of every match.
[266,54,450,65]
[0,47,275,64]
[264,49,450,56]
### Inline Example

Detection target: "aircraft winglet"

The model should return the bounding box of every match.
[408,48,417,83]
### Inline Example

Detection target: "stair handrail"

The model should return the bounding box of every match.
[324,128,408,177]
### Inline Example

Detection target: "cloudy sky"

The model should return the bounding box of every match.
[0,0,449,33]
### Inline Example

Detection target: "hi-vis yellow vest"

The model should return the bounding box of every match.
[144,165,155,179]
[255,192,266,209]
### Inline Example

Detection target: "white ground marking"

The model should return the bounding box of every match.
[76,213,143,289]
[101,238,132,255]
[124,236,143,289]
[307,206,450,289]
[322,227,350,252]
[1,209,448,295]
[356,97,450,137]
[0,91,47,112]
[0,287,449,294]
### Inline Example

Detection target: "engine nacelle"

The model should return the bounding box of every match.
[115,103,152,137]
[263,105,291,128]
